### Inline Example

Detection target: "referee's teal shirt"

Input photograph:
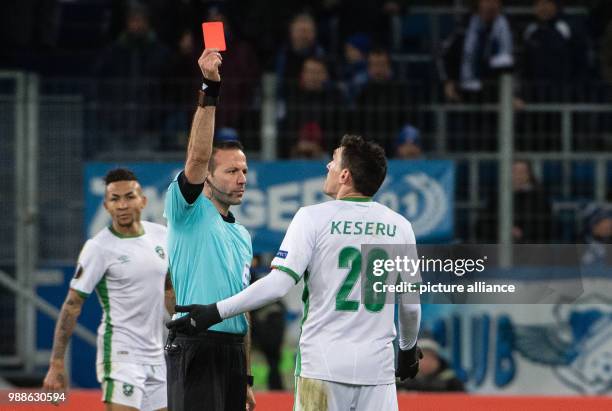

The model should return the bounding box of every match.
[164,173,252,335]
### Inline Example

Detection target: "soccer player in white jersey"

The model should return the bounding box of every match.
[168,135,422,411]
[43,168,170,411]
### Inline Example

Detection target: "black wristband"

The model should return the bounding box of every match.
[202,78,221,98]
[246,375,254,387]
[198,90,218,107]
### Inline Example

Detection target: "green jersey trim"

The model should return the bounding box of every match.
[96,276,113,384]
[103,379,114,403]
[273,265,301,284]
[107,224,145,239]
[295,270,310,377]
[339,196,372,202]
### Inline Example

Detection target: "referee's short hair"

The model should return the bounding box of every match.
[104,168,138,185]
[208,140,244,174]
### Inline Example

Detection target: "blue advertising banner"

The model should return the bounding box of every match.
[85,160,454,252]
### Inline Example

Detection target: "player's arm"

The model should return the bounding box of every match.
[395,223,423,381]
[184,48,222,185]
[43,289,85,390]
[168,269,295,332]
[167,208,312,332]
[396,303,422,381]
[164,271,176,315]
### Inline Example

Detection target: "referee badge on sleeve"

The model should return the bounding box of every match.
[276,250,288,259]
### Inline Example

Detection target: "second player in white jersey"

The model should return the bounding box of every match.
[70,220,168,365]
[270,199,416,385]
[44,169,170,411]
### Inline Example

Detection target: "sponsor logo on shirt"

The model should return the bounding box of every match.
[276,250,288,259]
[155,245,166,259]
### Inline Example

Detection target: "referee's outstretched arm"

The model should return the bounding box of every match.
[184,48,223,185]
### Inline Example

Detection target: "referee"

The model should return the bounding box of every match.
[164,48,256,411]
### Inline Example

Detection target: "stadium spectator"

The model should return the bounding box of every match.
[395,124,423,159]
[397,337,465,392]
[581,204,612,270]
[92,3,170,151]
[290,121,328,159]
[163,49,256,411]
[520,0,589,102]
[437,0,514,102]
[341,33,371,104]
[283,57,344,157]
[249,255,287,390]
[43,169,169,410]
[355,48,408,154]
[275,12,325,89]
[478,159,554,243]
[93,4,170,80]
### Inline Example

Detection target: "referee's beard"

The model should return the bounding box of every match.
[204,180,245,208]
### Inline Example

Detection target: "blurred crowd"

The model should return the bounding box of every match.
[3,0,612,155]
[1,0,611,245]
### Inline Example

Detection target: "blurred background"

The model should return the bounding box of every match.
[1,0,612,402]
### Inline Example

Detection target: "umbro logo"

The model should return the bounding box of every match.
[118,255,130,264]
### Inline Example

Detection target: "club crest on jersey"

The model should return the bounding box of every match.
[73,264,83,279]
[276,250,288,259]
[155,246,166,260]
[122,383,134,396]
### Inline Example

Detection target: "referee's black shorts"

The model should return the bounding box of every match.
[165,330,247,411]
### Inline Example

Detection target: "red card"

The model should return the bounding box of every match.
[202,22,226,51]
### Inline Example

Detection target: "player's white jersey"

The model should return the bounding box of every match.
[70,221,168,365]
[270,198,417,385]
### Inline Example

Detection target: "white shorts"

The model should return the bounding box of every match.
[294,376,398,411]
[96,362,167,410]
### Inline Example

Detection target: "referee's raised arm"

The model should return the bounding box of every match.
[165,46,255,411]
[184,48,223,185]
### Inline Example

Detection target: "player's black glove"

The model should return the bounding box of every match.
[165,304,222,334]
[396,345,423,381]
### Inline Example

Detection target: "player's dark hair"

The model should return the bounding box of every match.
[209,140,244,174]
[104,168,138,185]
[339,135,387,197]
